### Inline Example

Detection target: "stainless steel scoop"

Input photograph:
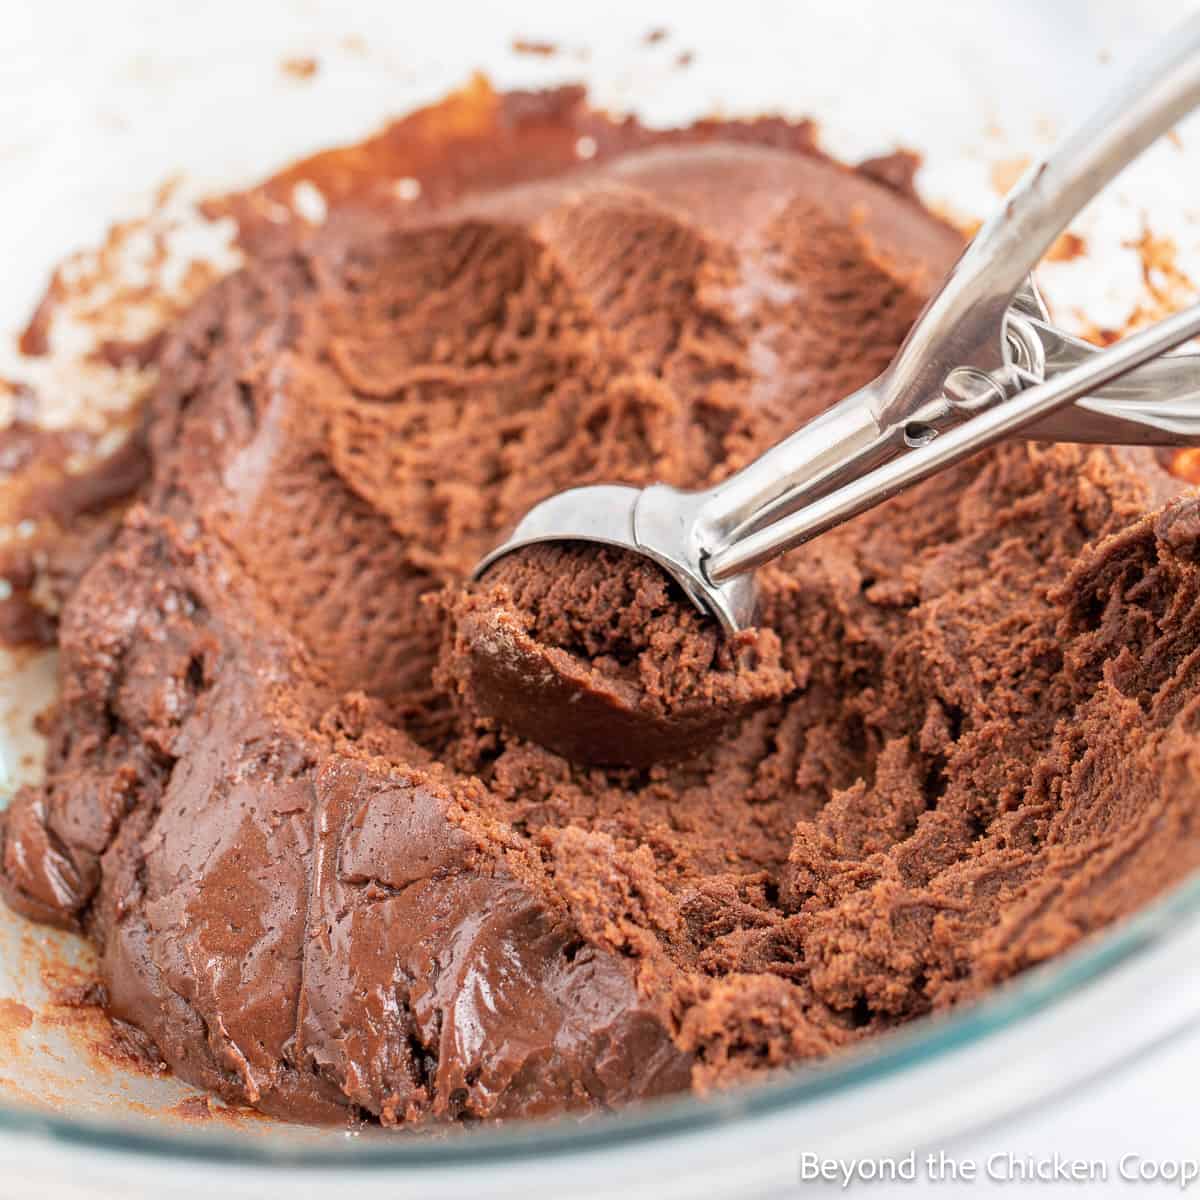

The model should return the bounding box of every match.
[476,18,1200,633]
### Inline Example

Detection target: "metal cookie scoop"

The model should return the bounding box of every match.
[476,18,1200,635]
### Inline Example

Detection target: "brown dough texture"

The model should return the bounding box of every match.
[440,542,793,767]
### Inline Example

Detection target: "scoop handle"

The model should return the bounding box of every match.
[1017,324,1200,445]
[873,13,1200,431]
[707,300,1200,581]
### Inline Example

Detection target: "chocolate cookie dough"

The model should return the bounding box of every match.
[3,81,1200,1127]
[440,543,792,767]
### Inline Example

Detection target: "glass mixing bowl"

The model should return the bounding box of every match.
[2,2,1199,1196]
